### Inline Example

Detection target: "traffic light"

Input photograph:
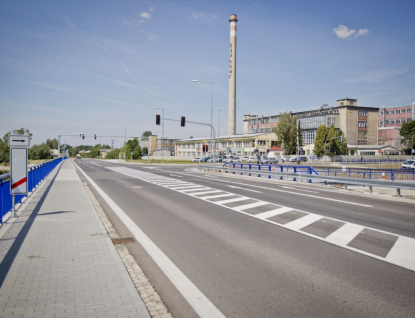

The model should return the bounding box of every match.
[156,114,161,125]
[206,145,208,152]
[79,133,85,140]
[94,133,97,140]
[202,144,206,153]
[181,116,186,127]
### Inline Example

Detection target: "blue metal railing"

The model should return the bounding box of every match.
[219,163,415,183]
[340,158,406,164]
[0,157,63,224]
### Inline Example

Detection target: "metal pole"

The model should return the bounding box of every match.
[12,195,16,218]
[210,82,213,162]
[218,108,224,155]
[412,134,415,159]
[162,108,164,164]
[124,126,126,161]
[148,137,150,164]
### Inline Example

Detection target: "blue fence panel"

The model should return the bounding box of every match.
[1,157,62,224]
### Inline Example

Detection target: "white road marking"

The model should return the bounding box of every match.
[75,164,226,318]
[385,236,415,271]
[104,166,415,272]
[190,190,223,196]
[281,186,319,193]
[325,223,365,246]
[215,197,250,205]
[226,185,262,193]
[233,201,269,212]
[256,207,292,220]
[285,214,323,231]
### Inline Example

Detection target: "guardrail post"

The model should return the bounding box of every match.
[396,188,401,197]
[344,184,347,190]
[258,165,261,177]
[369,186,372,193]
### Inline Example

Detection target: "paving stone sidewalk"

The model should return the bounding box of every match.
[0,160,150,318]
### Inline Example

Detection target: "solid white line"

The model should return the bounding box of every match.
[281,186,319,193]
[169,185,203,190]
[385,236,415,271]
[255,207,292,220]
[75,164,226,318]
[233,201,269,211]
[285,214,323,231]
[181,187,211,193]
[325,223,365,246]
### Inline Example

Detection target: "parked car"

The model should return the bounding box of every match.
[401,159,415,169]
[261,157,279,164]
[191,157,201,162]
[199,156,211,162]
[224,156,241,163]
[241,156,249,161]
[288,157,297,162]
[280,156,289,162]
[209,155,224,163]
[299,156,308,162]
[247,157,260,163]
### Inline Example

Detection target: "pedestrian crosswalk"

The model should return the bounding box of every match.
[106,166,415,272]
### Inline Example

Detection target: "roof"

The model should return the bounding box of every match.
[269,146,282,151]
[177,133,271,143]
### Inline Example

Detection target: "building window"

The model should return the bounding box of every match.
[390,111,395,114]
[358,110,368,116]
[390,120,395,124]
[396,119,400,124]
[379,121,383,125]
[408,118,412,122]
[396,110,400,114]
[358,121,368,127]
[385,120,389,124]
[407,109,412,113]
[386,111,389,114]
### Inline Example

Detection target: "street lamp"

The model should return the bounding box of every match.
[193,79,213,160]
[218,107,225,154]
[119,125,126,161]
[412,134,415,159]
[155,107,164,164]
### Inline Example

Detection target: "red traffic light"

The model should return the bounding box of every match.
[156,114,160,125]
[180,116,186,127]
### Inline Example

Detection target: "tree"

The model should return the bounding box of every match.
[400,120,415,153]
[46,138,58,150]
[0,128,32,163]
[142,131,152,137]
[336,130,348,155]
[272,113,298,155]
[29,144,52,160]
[326,124,337,156]
[314,125,328,157]
[125,139,141,159]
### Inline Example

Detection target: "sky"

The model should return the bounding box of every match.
[1,0,414,147]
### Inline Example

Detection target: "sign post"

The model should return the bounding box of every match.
[8,135,30,217]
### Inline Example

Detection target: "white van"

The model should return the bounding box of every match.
[401,159,415,169]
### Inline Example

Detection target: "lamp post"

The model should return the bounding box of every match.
[155,107,165,164]
[218,107,225,155]
[412,134,415,159]
[193,79,213,160]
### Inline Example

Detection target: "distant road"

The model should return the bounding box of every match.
[76,159,415,318]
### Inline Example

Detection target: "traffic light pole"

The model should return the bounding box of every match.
[163,118,216,165]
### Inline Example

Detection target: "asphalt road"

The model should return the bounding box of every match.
[75,159,415,318]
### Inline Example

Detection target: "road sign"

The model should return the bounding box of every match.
[8,135,30,148]
[10,148,28,194]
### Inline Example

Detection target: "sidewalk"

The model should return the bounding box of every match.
[0,160,151,318]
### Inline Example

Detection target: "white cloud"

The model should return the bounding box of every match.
[190,11,218,23]
[140,12,151,19]
[333,25,369,40]
[147,32,159,40]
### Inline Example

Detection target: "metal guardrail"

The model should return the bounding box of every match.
[198,164,415,197]
[0,157,63,224]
